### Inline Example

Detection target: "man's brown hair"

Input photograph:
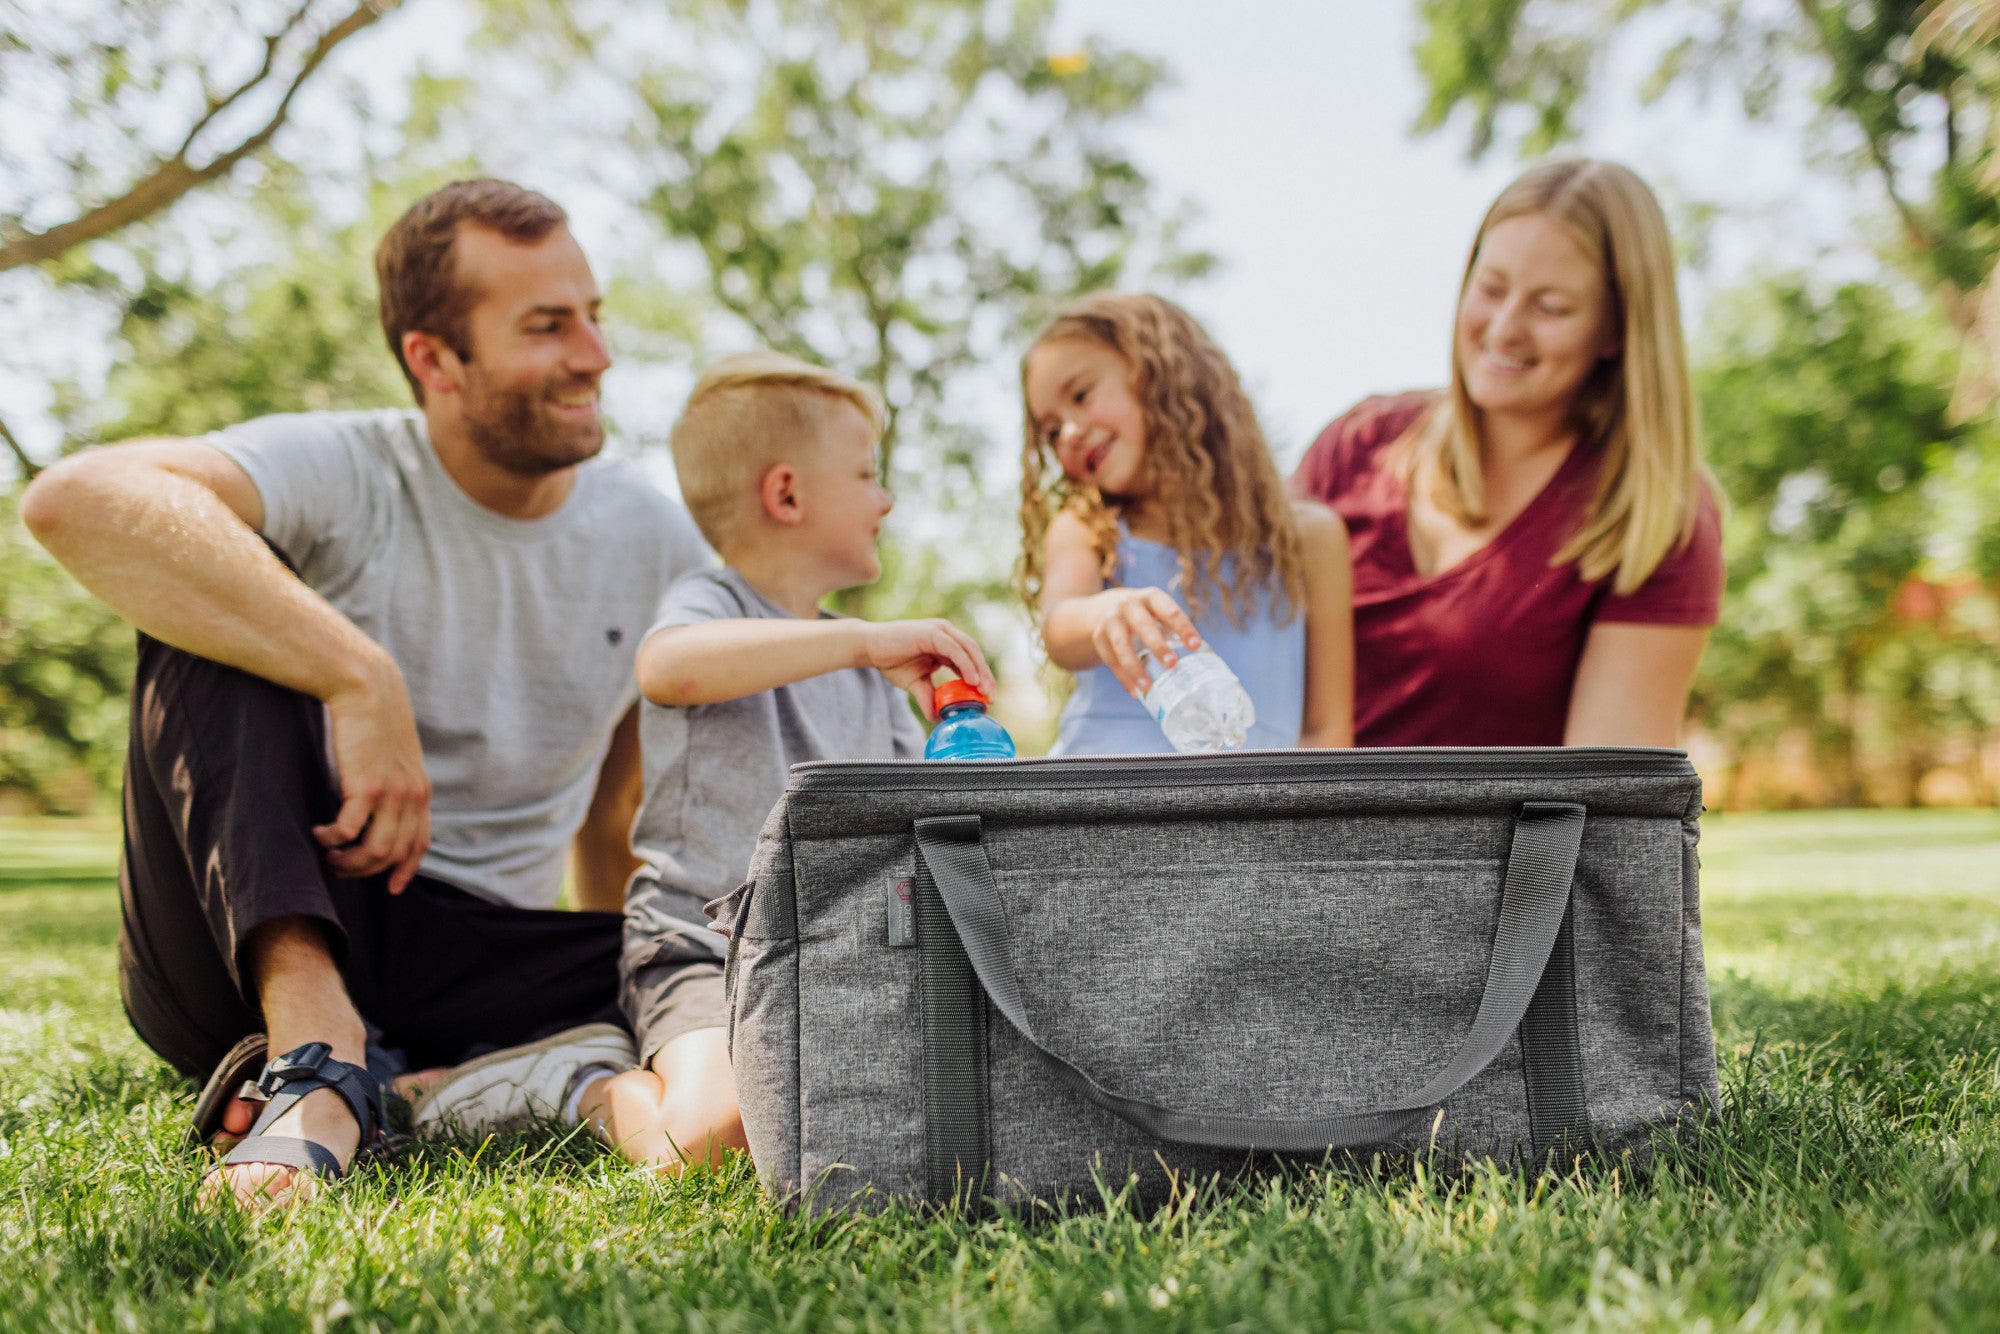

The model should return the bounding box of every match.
[375,179,569,402]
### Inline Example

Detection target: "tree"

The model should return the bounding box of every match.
[0,490,132,811]
[1689,275,2000,805]
[1915,0,2000,412]
[1411,0,2000,416]
[0,0,403,275]
[487,0,1210,620]
[0,0,407,476]
[47,165,419,448]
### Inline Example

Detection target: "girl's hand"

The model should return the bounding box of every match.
[1089,587,1202,698]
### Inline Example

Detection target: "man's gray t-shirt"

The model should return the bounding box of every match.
[625,568,926,950]
[211,408,711,909]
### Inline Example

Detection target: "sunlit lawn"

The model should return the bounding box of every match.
[2,807,1998,1330]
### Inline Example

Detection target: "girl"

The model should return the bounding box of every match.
[1019,292,1353,753]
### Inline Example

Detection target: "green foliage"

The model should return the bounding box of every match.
[492,0,1209,622]
[1690,276,2000,804]
[0,495,131,812]
[5,811,2000,1326]
[53,186,412,448]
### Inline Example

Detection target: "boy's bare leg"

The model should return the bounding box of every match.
[579,1028,743,1171]
[198,917,368,1210]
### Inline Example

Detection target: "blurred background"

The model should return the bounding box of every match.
[2,0,1996,810]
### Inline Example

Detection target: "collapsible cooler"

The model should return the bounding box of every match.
[717,747,1715,1212]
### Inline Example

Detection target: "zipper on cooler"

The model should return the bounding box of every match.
[789,746,1696,792]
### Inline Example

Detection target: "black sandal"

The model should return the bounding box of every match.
[188,1032,269,1150]
[205,1042,387,1183]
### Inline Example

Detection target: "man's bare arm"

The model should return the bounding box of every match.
[570,704,644,913]
[21,440,432,890]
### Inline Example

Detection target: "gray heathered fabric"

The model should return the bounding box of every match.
[623,569,927,967]
[726,750,1719,1212]
[212,408,711,909]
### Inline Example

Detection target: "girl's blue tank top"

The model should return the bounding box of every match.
[1050,525,1306,755]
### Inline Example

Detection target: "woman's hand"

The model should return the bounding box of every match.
[1084,586,1202,698]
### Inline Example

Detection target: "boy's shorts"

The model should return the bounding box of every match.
[618,920,728,1066]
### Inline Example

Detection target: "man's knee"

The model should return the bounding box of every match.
[132,634,327,770]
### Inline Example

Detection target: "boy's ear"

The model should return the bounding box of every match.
[759,463,805,525]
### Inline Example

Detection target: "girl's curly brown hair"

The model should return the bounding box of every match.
[1017,292,1306,629]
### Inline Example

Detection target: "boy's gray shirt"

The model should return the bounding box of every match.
[210,408,711,910]
[626,568,926,943]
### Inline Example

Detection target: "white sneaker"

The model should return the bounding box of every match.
[411,1022,637,1134]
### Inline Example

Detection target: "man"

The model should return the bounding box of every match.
[21,179,731,1207]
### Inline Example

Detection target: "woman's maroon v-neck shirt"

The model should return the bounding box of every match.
[1293,392,1723,747]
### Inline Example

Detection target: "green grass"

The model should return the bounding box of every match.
[2,809,1998,1330]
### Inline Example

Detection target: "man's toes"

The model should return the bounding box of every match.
[220,1094,257,1137]
[200,1163,313,1212]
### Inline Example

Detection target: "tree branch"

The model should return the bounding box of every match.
[0,413,42,480]
[0,0,401,274]
[175,0,320,161]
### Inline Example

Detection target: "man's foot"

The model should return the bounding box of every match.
[200,1086,363,1210]
[198,1043,385,1212]
[411,1023,638,1135]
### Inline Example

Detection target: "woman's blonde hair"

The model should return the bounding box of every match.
[1016,292,1305,627]
[1411,158,1710,594]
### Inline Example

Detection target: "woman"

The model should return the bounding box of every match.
[1294,159,1722,748]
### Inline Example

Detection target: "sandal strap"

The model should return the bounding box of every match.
[252,1041,388,1144]
[219,1134,344,1179]
[209,1042,386,1182]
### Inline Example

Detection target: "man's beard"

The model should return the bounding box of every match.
[459,373,605,477]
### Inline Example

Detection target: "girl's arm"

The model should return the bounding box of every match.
[1562,622,1709,746]
[1295,501,1355,748]
[1038,509,1202,696]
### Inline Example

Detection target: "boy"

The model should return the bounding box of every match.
[577,351,994,1170]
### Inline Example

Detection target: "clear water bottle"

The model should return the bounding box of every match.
[1138,643,1255,753]
[923,680,1017,761]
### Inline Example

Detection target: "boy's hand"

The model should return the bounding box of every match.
[857,619,994,718]
[1090,586,1202,698]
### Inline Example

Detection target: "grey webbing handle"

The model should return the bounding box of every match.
[912,802,1586,1154]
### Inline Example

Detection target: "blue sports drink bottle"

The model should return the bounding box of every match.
[923,680,1017,761]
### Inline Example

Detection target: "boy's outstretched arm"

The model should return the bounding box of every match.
[638,617,994,718]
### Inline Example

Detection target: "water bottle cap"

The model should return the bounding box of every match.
[933,679,989,710]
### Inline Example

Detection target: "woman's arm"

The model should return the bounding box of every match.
[1562,622,1711,747]
[1038,509,1201,695]
[1294,502,1354,748]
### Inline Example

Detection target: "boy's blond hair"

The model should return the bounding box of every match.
[670,351,886,550]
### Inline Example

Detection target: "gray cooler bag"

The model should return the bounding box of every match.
[720,746,1716,1211]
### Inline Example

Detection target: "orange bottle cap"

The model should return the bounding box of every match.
[933,679,989,710]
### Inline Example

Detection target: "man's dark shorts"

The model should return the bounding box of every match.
[119,629,627,1082]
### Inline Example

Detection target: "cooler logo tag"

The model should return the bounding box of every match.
[887,875,916,948]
